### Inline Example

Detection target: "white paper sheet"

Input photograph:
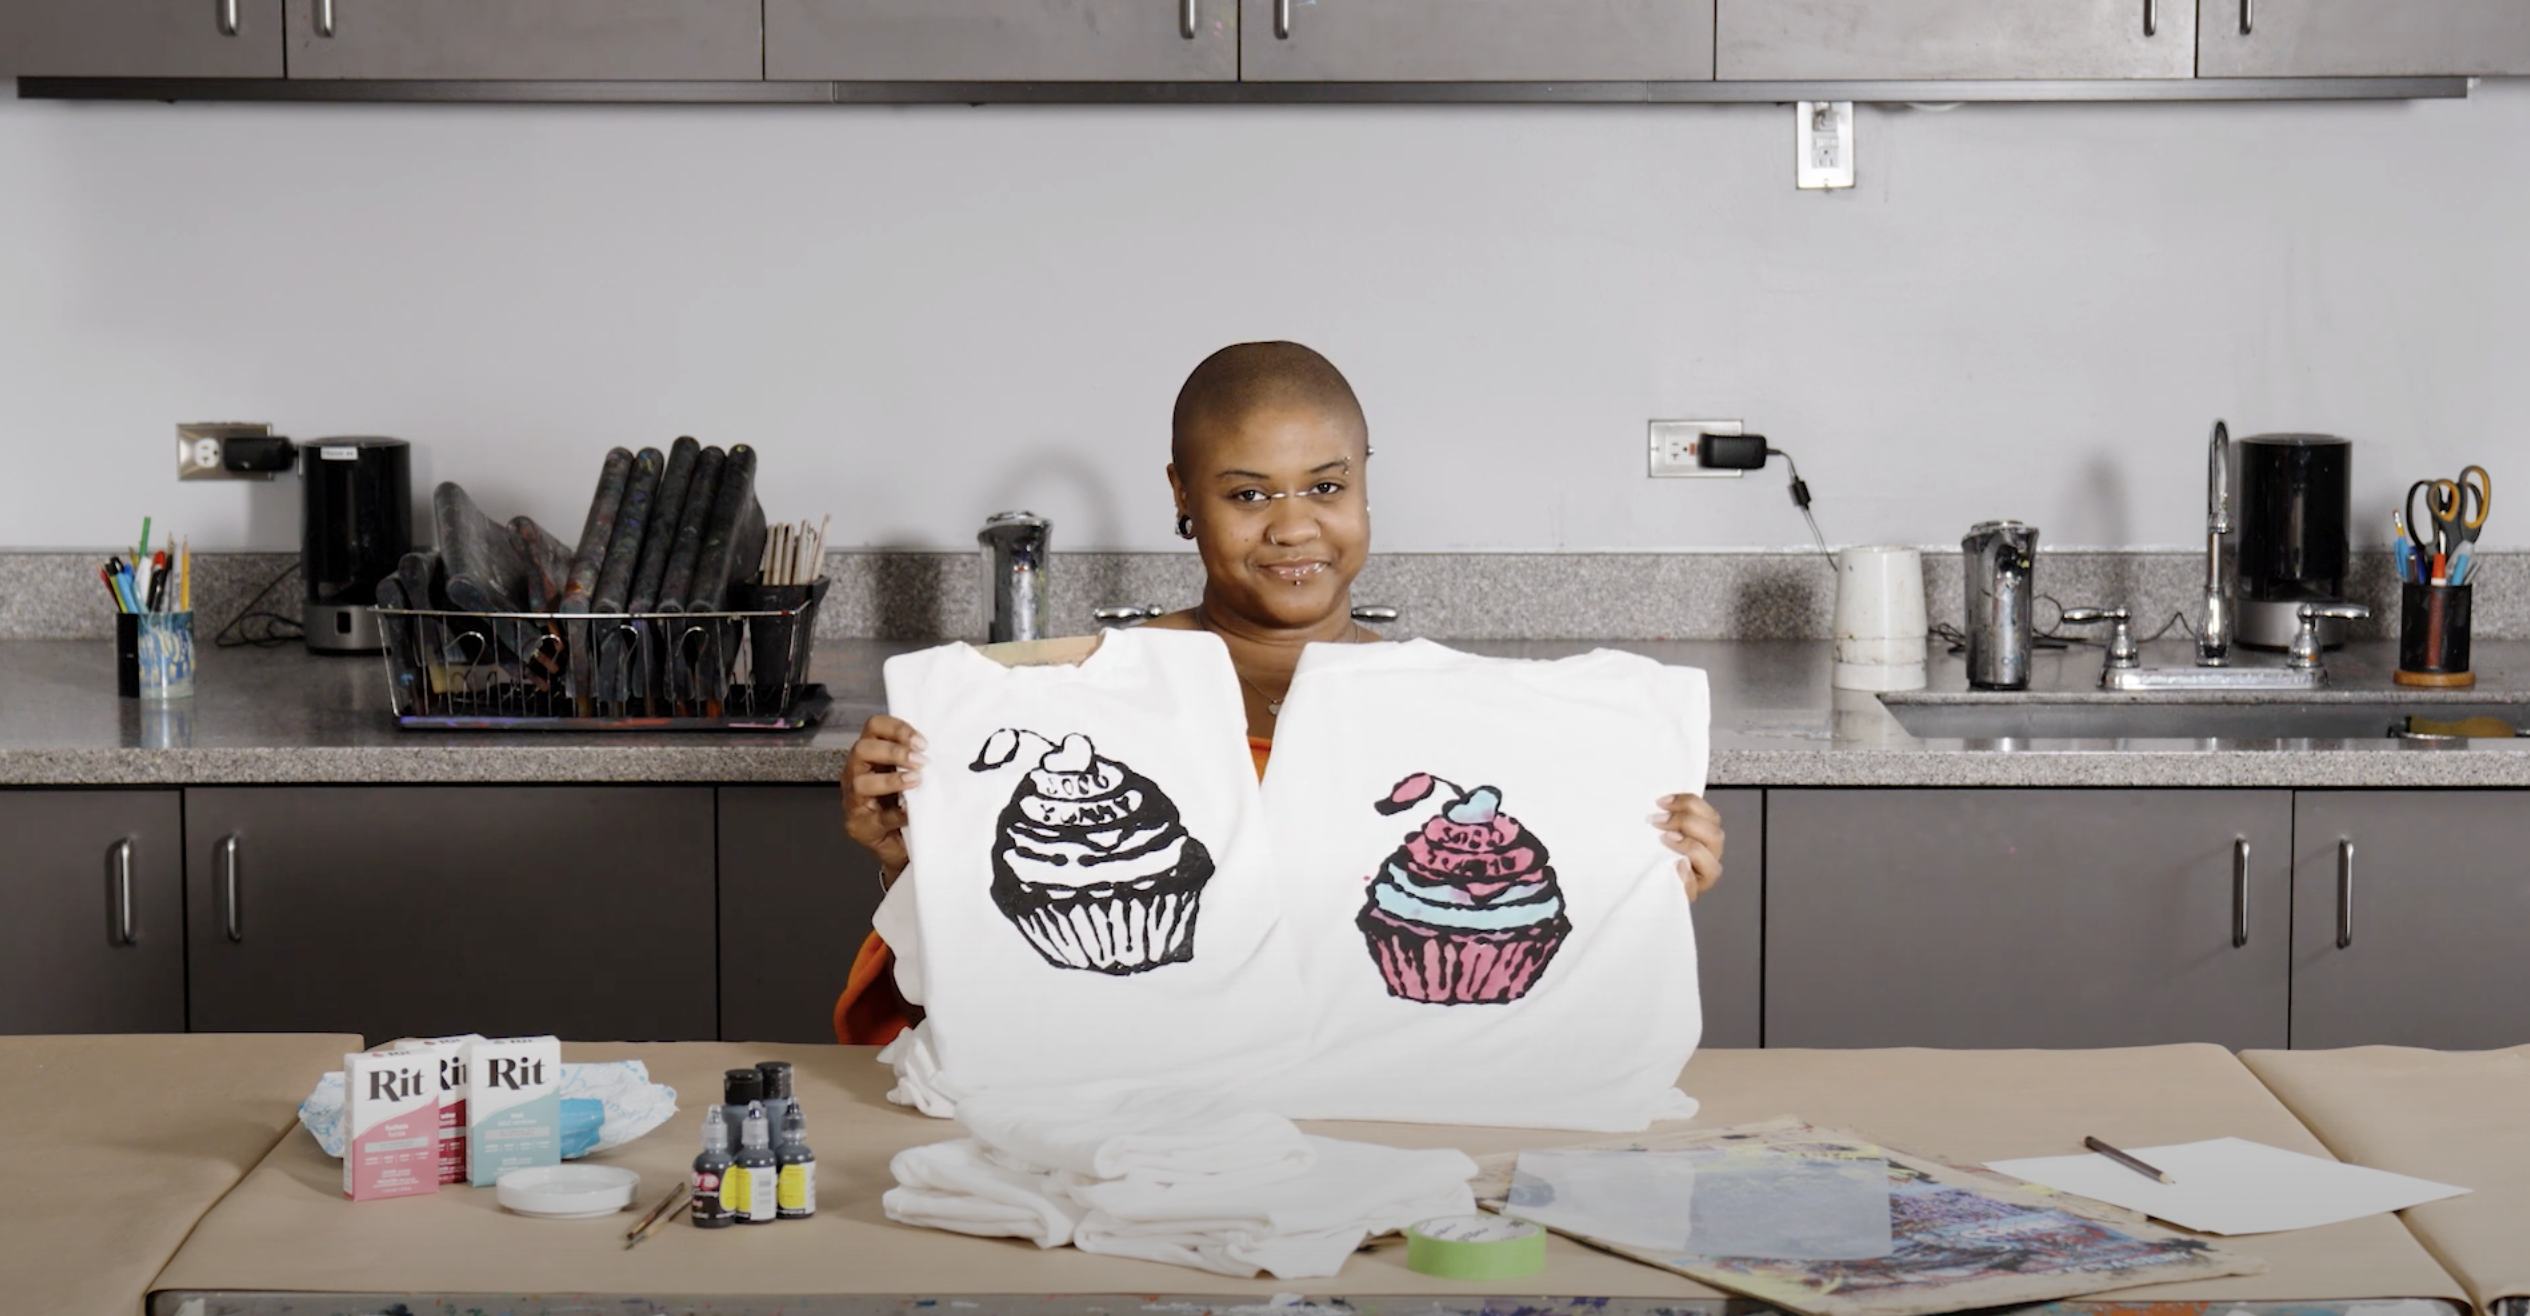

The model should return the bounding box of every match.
[1985,1136,2469,1236]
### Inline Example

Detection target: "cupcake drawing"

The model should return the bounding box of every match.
[1357,773,1572,1005]
[971,728,1215,975]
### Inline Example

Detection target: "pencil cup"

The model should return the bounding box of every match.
[2395,582,2472,688]
[137,611,196,702]
[114,613,142,699]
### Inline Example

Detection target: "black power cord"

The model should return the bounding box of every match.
[1696,433,1830,557]
[213,560,307,649]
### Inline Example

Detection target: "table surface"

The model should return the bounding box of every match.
[143,1042,2462,1309]
[0,1032,363,1316]
[2243,1045,2530,1312]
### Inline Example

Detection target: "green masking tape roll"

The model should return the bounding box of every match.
[1406,1214,1547,1280]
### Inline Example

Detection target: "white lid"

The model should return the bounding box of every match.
[495,1165,641,1219]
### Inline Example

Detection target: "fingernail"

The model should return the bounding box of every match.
[900,772,921,788]
[907,753,927,768]
[1646,812,1669,824]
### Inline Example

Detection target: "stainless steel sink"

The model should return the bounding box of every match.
[1877,699,2530,742]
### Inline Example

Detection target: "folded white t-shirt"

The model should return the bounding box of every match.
[1249,640,1709,1131]
[876,627,1306,1113]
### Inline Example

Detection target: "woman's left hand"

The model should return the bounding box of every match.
[1651,793,1725,902]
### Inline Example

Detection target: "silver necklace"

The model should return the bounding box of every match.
[1194,605,1372,719]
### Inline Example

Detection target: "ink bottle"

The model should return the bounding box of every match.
[776,1102,816,1221]
[756,1060,795,1134]
[736,1100,779,1225]
[691,1104,734,1229]
[721,1068,765,1150]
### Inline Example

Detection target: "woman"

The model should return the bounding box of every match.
[835,341,1725,1043]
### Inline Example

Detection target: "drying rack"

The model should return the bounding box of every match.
[374,579,830,731]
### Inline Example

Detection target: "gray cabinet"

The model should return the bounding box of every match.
[0,792,185,1034]
[2199,0,2530,76]
[0,0,284,77]
[185,786,717,1043]
[768,0,1235,81]
[1718,0,2193,81]
[2289,792,2530,1050]
[1696,789,1763,1048]
[1765,789,2291,1049]
[718,785,886,1043]
[280,0,762,79]
[1238,0,1715,81]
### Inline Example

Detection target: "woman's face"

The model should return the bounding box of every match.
[1170,402,1371,631]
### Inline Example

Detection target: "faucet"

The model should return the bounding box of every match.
[2198,420,2234,667]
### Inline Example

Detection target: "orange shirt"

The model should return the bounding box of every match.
[832,736,1274,1045]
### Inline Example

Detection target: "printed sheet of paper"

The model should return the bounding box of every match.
[1986,1136,2470,1236]
[1469,1118,2262,1316]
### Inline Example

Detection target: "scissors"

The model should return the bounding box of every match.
[2405,466,2492,580]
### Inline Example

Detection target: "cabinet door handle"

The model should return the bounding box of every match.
[110,838,137,946]
[1274,0,1290,40]
[2336,839,2354,949]
[218,0,240,36]
[220,834,244,942]
[2241,0,2253,35]
[1180,0,1196,39]
[316,0,335,37]
[2144,0,2158,38]
[2230,837,2250,948]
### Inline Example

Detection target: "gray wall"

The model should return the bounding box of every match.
[0,83,2521,554]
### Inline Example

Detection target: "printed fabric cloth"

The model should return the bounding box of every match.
[875,627,1307,1115]
[1249,639,1710,1131]
[881,1084,1477,1280]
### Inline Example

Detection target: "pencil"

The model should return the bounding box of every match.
[2084,1135,2175,1184]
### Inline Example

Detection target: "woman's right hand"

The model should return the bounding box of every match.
[841,714,926,885]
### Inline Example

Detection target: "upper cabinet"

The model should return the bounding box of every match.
[0,0,283,77]
[1237,0,1715,81]
[2198,0,2530,76]
[768,0,1234,81]
[1718,0,2193,80]
[280,0,762,79]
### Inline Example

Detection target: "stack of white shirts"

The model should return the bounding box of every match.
[883,1085,1477,1279]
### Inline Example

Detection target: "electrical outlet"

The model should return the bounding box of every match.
[1796,101,1855,191]
[1647,420,1746,479]
[177,421,276,481]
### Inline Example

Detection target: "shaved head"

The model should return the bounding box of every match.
[1171,341,1367,469]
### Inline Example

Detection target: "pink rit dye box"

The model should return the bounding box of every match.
[395,1034,481,1186]
[342,1048,439,1201]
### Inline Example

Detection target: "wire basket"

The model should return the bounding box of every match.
[375,579,830,731]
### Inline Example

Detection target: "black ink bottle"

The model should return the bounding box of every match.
[776,1102,816,1220]
[756,1060,795,1134]
[690,1103,734,1229]
[736,1100,779,1225]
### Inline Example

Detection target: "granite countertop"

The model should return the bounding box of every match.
[0,637,2525,788]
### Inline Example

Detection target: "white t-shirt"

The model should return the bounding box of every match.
[875,628,1306,1112]
[1248,639,1709,1131]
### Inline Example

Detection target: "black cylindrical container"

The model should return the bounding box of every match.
[2397,581,2473,686]
[2234,433,2352,649]
[301,438,413,654]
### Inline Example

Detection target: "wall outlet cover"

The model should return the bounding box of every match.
[1797,101,1856,191]
[1648,419,1746,479]
[177,421,276,481]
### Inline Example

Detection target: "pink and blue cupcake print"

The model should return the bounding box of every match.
[1357,773,1572,1005]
